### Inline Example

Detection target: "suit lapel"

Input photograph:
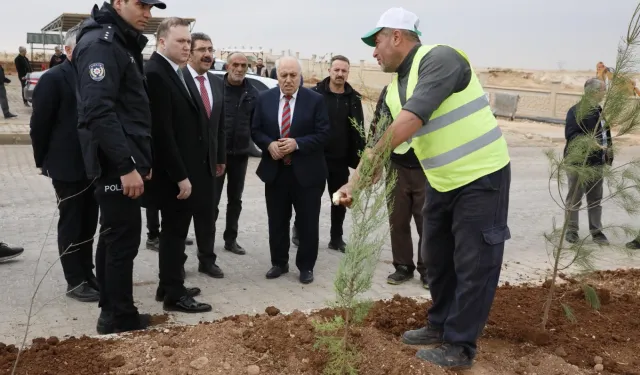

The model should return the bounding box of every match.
[207,72,222,127]
[290,88,304,133]
[150,52,196,109]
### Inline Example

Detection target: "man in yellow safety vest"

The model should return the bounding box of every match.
[335,7,512,370]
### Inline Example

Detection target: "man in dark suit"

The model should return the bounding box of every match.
[145,18,217,313]
[182,32,227,277]
[14,46,32,107]
[251,56,330,284]
[29,27,100,303]
[0,63,17,118]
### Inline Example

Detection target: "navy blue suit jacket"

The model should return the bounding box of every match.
[251,87,330,187]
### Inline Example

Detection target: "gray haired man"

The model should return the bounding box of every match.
[563,78,612,245]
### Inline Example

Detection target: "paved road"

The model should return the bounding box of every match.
[1,143,640,345]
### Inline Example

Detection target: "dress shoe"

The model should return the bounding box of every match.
[299,270,314,284]
[155,286,201,302]
[198,263,224,278]
[163,295,212,313]
[3,113,17,119]
[328,237,346,252]
[266,265,289,279]
[87,275,100,291]
[224,241,246,255]
[67,283,100,302]
[146,237,159,251]
[0,242,23,262]
[185,237,194,246]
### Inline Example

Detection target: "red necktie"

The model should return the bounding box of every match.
[196,76,211,118]
[281,95,292,165]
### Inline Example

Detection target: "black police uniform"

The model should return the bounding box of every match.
[73,2,152,333]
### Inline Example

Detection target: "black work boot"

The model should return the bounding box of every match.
[402,324,444,345]
[96,310,114,335]
[225,241,246,255]
[387,265,413,285]
[565,231,579,244]
[416,343,473,370]
[328,237,346,252]
[66,283,100,302]
[114,313,152,334]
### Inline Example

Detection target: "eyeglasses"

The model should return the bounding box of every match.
[193,47,215,53]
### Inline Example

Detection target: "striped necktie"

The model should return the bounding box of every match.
[281,95,292,165]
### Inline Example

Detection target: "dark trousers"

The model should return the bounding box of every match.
[423,163,511,359]
[293,158,349,239]
[0,85,10,116]
[94,178,142,329]
[159,202,215,299]
[387,161,427,275]
[52,179,99,286]
[214,154,249,244]
[146,208,160,239]
[266,166,323,271]
[20,79,27,103]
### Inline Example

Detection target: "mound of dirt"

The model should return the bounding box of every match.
[2,269,639,375]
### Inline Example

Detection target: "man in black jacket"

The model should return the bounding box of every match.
[292,55,365,251]
[30,26,100,303]
[49,46,68,69]
[73,0,166,334]
[564,78,612,245]
[214,52,258,256]
[13,47,32,107]
[0,64,17,118]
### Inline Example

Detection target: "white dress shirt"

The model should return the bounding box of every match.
[278,89,298,133]
[157,51,180,73]
[187,64,213,109]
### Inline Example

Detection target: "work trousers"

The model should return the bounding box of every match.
[214,154,249,244]
[94,178,142,330]
[387,161,427,275]
[566,170,604,234]
[0,86,10,116]
[52,179,99,286]
[423,163,511,360]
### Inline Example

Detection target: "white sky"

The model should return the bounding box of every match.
[1,0,638,70]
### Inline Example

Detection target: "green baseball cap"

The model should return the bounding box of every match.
[361,7,422,47]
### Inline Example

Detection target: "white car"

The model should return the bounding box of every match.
[209,70,278,157]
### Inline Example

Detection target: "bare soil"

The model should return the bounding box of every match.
[1,269,638,375]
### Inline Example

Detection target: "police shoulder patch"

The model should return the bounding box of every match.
[88,63,106,81]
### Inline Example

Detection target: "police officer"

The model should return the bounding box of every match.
[335,7,511,370]
[73,0,166,334]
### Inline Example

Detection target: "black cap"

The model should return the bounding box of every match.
[140,0,166,9]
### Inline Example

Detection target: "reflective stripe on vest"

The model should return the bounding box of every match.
[384,44,510,192]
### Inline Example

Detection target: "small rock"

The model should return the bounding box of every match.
[265,306,280,316]
[555,346,567,357]
[163,348,174,357]
[190,356,209,370]
[163,329,170,333]
[531,359,540,366]
[525,133,533,139]
[223,362,231,370]
[594,364,604,372]
[594,356,603,365]
[249,322,254,327]
[406,317,417,324]
[247,364,260,374]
